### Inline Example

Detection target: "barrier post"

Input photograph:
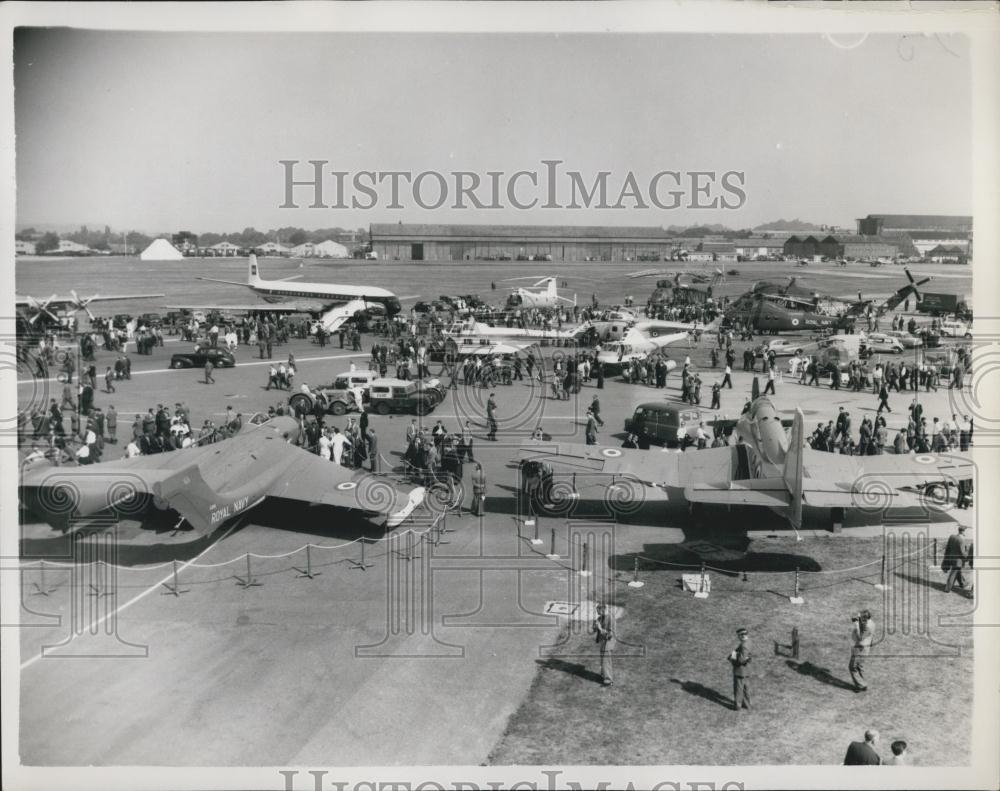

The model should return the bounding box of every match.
[349,538,373,571]
[161,559,191,596]
[789,566,804,604]
[791,627,800,660]
[578,540,592,578]
[694,562,710,599]
[294,544,322,580]
[530,515,543,546]
[30,560,56,597]
[439,508,456,534]
[545,526,560,560]
[628,556,644,588]
[928,536,939,572]
[874,552,890,591]
[235,553,262,589]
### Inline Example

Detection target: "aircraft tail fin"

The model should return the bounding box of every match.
[248,253,262,285]
[751,376,760,401]
[153,465,262,533]
[782,408,805,531]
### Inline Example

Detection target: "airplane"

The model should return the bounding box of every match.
[519,378,973,533]
[16,290,165,327]
[165,254,404,333]
[440,316,578,351]
[590,319,697,370]
[502,276,577,309]
[19,415,426,534]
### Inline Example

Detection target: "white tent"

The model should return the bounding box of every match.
[313,240,349,258]
[140,238,184,261]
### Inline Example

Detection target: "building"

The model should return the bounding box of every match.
[856,214,972,235]
[56,240,92,255]
[698,241,738,262]
[732,238,788,259]
[783,234,901,260]
[368,223,677,263]
[926,244,967,264]
[255,242,291,256]
[208,241,241,257]
[140,238,184,261]
[15,240,36,255]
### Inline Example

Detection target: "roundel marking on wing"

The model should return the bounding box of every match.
[791,318,800,326]
[337,481,359,490]
[915,455,936,465]
[602,448,623,458]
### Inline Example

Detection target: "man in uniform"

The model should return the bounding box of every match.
[942,525,973,594]
[590,602,615,686]
[849,609,874,691]
[728,627,751,711]
[470,462,486,517]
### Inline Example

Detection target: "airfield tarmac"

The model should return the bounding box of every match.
[13,256,978,766]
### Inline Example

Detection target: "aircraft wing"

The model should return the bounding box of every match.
[162,300,332,314]
[684,478,792,507]
[17,293,164,308]
[799,449,974,509]
[263,454,426,528]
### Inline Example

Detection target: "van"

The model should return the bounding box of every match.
[624,402,702,447]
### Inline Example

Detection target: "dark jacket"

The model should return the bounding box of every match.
[843,741,881,765]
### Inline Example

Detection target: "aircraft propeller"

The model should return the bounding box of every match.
[28,294,60,325]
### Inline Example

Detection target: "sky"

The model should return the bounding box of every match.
[14,29,972,233]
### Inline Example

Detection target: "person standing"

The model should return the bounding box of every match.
[710,381,721,410]
[204,358,215,385]
[721,363,733,389]
[849,609,874,692]
[843,729,882,765]
[104,366,116,394]
[590,395,605,427]
[106,405,117,444]
[590,602,615,686]
[722,627,752,712]
[471,462,486,517]
[585,409,598,445]
[486,393,498,441]
[942,525,973,594]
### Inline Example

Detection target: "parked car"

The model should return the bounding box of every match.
[624,403,703,447]
[137,312,163,328]
[864,333,906,354]
[884,330,923,349]
[938,320,973,339]
[169,347,236,369]
[289,370,383,416]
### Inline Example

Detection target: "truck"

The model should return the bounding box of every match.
[916,292,973,320]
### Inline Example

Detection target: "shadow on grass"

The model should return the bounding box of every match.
[786,660,856,692]
[615,544,822,575]
[894,568,951,595]
[536,657,605,685]
[670,678,732,709]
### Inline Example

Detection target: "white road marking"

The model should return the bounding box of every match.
[19,520,242,671]
[16,352,368,386]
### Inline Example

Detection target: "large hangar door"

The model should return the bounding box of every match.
[411,243,424,261]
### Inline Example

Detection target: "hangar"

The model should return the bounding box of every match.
[368,223,677,263]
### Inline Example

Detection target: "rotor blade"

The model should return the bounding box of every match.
[916,277,931,287]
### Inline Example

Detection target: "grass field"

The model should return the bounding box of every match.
[488,534,974,766]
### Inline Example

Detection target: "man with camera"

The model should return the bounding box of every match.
[849,609,875,692]
[590,602,616,687]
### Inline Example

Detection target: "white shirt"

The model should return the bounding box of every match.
[318,435,332,459]
[125,441,141,458]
